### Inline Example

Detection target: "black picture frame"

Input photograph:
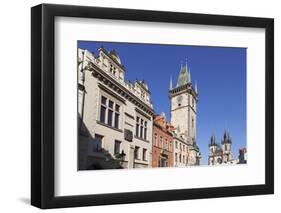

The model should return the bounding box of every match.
[31,3,274,209]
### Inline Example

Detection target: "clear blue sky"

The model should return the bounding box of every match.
[78,41,246,165]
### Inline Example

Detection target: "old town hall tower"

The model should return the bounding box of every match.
[169,63,200,165]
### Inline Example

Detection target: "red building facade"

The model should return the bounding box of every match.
[152,114,174,167]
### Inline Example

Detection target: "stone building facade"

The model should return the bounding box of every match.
[238,148,247,164]
[152,114,174,167]
[208,130,234,165]
[78,47,154,170]
[169,64,201,165]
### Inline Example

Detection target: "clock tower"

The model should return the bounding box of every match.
[169,63,199,149]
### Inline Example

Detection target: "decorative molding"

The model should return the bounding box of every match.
[135,107,152,120]
[98,83,126,104]
[90,62,154,116]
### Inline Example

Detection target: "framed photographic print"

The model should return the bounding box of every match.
[31,3,274,209]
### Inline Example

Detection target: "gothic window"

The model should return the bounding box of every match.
[192,117,194,128]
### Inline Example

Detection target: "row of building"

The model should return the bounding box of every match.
[78,47,200,170]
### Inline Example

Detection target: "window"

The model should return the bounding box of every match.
[183,155,185,164]
[134,146,140,159]
[136,116,147,140]
[144,121,147,140]
[114,113,119,128]
[114,140,121,155]
[107,108,113,126]
[101,96,107,105]
[179,154,182,163]
[93,134,103,152]
[140,119,143,138]
[136,117,139,137]
[100,105,106,123]
[99,96,121,129]
[114,104,120,129]
[183,145,185,152]
[175,141,178,149]
[180,143,182,151]
[109,100,114,108]
[154,133,158,146]
[160,137,163,148]
[142,148,147,161]
[100,96,107,123]
[170,141,172,151]
[192,117,194,128]
[110,64,114,73]
[175,153,178,162]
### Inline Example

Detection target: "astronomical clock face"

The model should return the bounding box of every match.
[177,95,183,105]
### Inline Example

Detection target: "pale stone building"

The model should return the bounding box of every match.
[173,130,190,167]
[208,130,234,165]
[78,47,154,170]
[169,63,201,166]
[238,148,247,164]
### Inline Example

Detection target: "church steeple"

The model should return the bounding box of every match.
[209,134,217,146]
[188,68,191,83]
[176,63,190,87]
[222,129,232,144]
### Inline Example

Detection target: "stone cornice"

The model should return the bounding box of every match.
[88,62,154,116]
[169,84,198,101]
[135,107,152,120]
[98,83,126,104]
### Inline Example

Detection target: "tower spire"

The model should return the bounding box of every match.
[188,67,191,83]
[195,81,198,94]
